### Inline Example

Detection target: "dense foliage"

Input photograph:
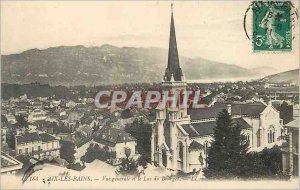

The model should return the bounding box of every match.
[83,143,116,163]
[60,141,76,164]
[204,109,287,179]
[204,109,248,179]
[125,118,152,162]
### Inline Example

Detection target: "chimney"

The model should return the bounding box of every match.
[227,104,232,115]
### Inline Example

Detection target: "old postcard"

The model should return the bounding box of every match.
[1,1,299,189]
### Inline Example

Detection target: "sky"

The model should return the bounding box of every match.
[1,1,299,71]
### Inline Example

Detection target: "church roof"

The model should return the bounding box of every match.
[164,4,183,82]
[189,141,204,150]
[188,102,267,120]
[231,103,266,117]
[285,118,299,129]
[181,118,252,137]
[188,106,226,120]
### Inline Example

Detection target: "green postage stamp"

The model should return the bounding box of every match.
[252,1,292,51]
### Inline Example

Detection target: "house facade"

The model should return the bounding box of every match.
[15,132,60,160]
[93,127,137,159]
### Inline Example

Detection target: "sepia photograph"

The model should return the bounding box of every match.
[1,1,299,189]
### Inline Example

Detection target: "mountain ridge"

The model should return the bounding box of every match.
[261,69,299,85]
[1,45,279,86]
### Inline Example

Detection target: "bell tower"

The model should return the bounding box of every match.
[151,4,191,172]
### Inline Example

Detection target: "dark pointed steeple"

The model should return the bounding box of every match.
[164,4,183,82]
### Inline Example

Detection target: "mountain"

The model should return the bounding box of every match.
[261,69,299,85]
[249,66,279,76]
[1,45,276,86]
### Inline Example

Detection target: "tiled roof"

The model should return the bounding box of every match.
[16,132,41,144]
[63,132,92,147]
[16,132,57,145]
[39,133,57,142]
[93,126,136,147]
[181,118,252,137]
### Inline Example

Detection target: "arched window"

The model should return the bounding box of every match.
[178,142,184,161]
[204,141,208,155]
[257,129,261,147]
[245,134,250,143]
[268,126,275,143]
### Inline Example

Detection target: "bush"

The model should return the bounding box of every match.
[116,158,139,176]
[84,144,116,163]
[67,163,86,171]
[60,141,76,164]
[242,146,289,179]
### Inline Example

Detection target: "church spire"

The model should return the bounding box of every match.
[164,4,183,82]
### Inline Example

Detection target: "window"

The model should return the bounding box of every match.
[246,134,250,143]
[178,142,184,161]
[32,147,34,153]
[257,129,261,147]
[268,126,275,143]
[19,149,22,154]
[204,141,208,155]
[25,148,28,154]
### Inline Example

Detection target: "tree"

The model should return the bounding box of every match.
[124,118,152,162]
[16,115,28,129]
[6,129,16,149]
[279,101,293,124]
[60,141,76,164]
[204,109,248,179]
[121,109,132,119]
[1,115,8,123]
[243,146,285,179]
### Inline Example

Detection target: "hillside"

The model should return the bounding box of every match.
[1,45,277,86]
[261,69,299,85]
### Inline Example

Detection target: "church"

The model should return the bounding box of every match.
[150,5,284,173]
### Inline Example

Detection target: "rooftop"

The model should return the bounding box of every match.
[1,152,23,172]
[93,126,136,147]
[181,117,252,137]
[188,102,267,120]
[285,118,299,129]
[16,132,58,145]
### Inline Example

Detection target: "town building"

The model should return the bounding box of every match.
[93,126,136,159]
[15,132,60,160]
[1,152,23,174]
[28,109,47,123]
